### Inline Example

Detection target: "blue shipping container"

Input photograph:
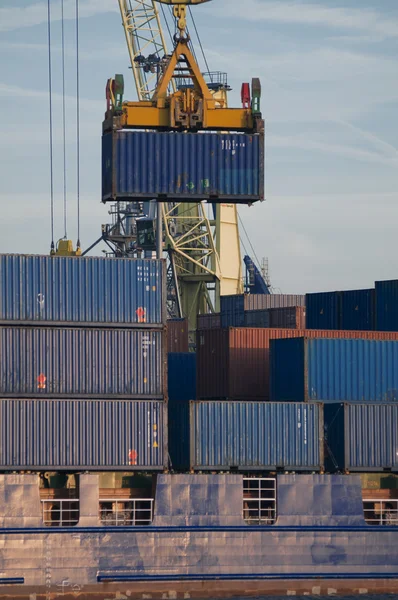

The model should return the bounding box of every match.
[270,337,398,403]
[220,294,245,328]
[190,401,324,471]
[324,403,398,472]
[102,130,264,203]
[376,280,398,332]
[305,291,341,330]
[0,399,166,469]
[341,289,375,331]
[168,353,196,471]
[0,326,165,398]
[0,254,165,326]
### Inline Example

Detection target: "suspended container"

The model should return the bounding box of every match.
[0,399,166,470]
[270,337,398,403]
[102,130,264,204]
[197,327,398,401]
[324,403,398,472]
[0,254,165,327]
[376,280,398,332]
[0,326,165,398]
[190,401,324,471]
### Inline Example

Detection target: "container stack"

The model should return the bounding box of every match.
[0,253,168,471]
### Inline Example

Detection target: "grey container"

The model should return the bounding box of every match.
[0,399,166,470]
[0,254,165,327]
[324,403,398,472]
[190,401,324,471]
[102,130,264,203]
[0,326,165,398]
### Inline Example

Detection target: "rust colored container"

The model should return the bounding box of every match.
[196,327,398,401]
[167,319,189,353]
[197,313,221,330]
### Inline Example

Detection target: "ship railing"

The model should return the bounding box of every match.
[41,499,80,527]
[243,477,276,525]
[99,498,154,526]
[363,499,398,525]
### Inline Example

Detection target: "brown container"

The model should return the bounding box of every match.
[197,313,221,330]
[167,319,189,353]
[268,306,306,329]
[196,327,398,401]
[245,294,305,310]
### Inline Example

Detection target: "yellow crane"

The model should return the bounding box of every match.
[104,0,263,339]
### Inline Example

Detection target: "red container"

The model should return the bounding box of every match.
[197,313,221,330]
[196,327,398,401]
[167,319,189,353]
[268,306,306,329]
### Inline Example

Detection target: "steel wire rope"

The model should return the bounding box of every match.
[238,213,262,272]
[75,0,81,249]
[47,0,55,253]
[61,0,68,239]
[187,6,212,82]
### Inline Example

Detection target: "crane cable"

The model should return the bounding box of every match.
[47,0,55,254]
[238,213,262,273]
[61,0,68,240]
[76,0,81,250]
[187,6,212,82]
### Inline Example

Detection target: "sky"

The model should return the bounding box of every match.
[0,0,397,293]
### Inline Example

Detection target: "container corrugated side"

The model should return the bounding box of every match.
[270,337,398,403]
[268,306,306,329]
[324,403,398,472]
[244,309,270,328]
[306,291,341,330]
[341,289,375,331]
[376,280,398,331]
[245,294,305,310]
[220,295,245,328]
[0,326,165,398]
[168,353,196,471]
[197,313,221,330]
[0,254,165,326]
[0,399,166,470]
[197,327,398,401]
[102,130,264,203]
[190,401,324,471]
[167,319,189,353]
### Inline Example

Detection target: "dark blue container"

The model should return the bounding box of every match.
[220,294,245,328]
[0,326,165,398]
[0,254,165,326]
[0,399,166,470]
[305,291,341,330]
[376,280,398,331]
[190,401,324,471]
[168,353,196,471]
[270,337,398,403]
[341,289,375,331]
[244,309,270,328]
[102,130,264,203]
[324,403,398,472]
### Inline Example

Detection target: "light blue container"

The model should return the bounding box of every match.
[270,337,398,403]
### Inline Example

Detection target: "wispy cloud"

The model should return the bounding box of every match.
[0,0,117,32]
[0,40,125,61]
[0,83,104,112]
[205,0,398,40]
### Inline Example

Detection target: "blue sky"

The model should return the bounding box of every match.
[0,0,397,293]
